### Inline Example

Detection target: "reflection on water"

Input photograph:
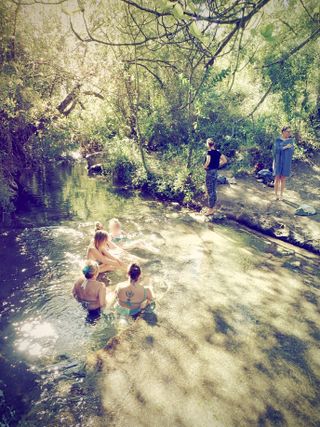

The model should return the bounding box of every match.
[0,163,319,426]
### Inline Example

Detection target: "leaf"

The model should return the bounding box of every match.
[61,7,71,16]
[189,21,202,38]
[158,0,174,12]
[260,23,274,42]
[172,3,185,20]
[186,1,198,13]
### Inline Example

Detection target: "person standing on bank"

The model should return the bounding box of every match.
[203,138,227,216]
[273,126,294,201]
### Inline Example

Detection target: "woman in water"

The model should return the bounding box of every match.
[108,218,127,243]
[73,261,106,311]
[203,138,227,216]
[273,126,294,200]
[114,263,154,316]
[87,230,125,272]
[108,218,159,255]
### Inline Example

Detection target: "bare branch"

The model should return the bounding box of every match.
[261,26,320,68]
[83,91,104,100]
[299,0,316,22]
[9,0,68,4]
[205,24,239,68]
[204,0,272,68]
[247,82,273,117]
[134,63,164,87]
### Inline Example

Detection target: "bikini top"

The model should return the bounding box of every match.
[117,286,147,308]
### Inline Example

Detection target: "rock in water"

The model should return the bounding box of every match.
[88,164,103,175]
[295,204,317,216]
[217,175,228,184]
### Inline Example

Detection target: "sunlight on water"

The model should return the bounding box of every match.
[0,163,319,427]
[16,320,58,357]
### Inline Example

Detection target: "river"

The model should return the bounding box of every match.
[0,162,319,427]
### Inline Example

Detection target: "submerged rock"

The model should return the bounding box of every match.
[85,151,108,168]
[295,204,317,216]
[88,164,104,175]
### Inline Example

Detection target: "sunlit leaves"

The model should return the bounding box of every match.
[189,21,202,39]
[157,0,174,12]
[172,3,185,20]
[259,23,274,42]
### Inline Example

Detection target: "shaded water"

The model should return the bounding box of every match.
[0,163,319,426]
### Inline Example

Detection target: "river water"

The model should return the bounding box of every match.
[0,162,319,427]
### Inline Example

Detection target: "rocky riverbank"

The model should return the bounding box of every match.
[85,151,320,254]
[190,156,320,254]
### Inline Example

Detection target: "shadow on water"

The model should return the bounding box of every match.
[0,163,319,426]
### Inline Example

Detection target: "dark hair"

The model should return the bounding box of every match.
[94,230,108,249]
[128,263,141,281]
[281,126,291,132]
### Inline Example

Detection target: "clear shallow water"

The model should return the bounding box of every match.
[0,163,319,427]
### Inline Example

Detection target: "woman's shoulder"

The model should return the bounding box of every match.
[116,281,128,291]
[87,244,98,253]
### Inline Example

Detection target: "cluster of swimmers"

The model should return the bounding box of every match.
[72,218,154,318]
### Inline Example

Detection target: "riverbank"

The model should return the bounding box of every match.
[84,152,320,254]
[195,156,320,254]
[149,155,319,255]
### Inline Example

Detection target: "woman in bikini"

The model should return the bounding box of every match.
[73,261,106,312]
[87,230,126,272]
[114,263,154,316]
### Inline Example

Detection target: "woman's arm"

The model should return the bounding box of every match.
[89,247,113,264]
[273,140,280,157]
[107,240,124,251]
[98,283,106,308]
[72,278,82,299]
[146,287,154,301]
[282,140,294,150]
[219,154,227,168]
[203,155,210,170]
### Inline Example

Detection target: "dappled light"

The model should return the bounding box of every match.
[1,0,320,425]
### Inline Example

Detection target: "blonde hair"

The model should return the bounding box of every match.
[82,260,99,279]
[109,218,121,229]
[94,230,108,249]
[95,221,104,232]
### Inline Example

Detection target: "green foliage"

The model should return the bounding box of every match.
[1,0,320,215]
[0,174,14,213]
[260,23,275,42]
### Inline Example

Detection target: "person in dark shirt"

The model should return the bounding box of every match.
[203,138,227,215]
[273,126,294,200]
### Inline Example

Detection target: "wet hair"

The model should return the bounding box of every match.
[94,230,108,249]
[206,138,215,147]
[281,126,291,133]
[109,218,121,229]
[95,221,104,232]
[128,263,141,282]
[82,260,99,279]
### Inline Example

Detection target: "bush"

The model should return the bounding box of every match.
[0,173,14,213]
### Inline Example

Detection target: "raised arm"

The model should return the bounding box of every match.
[219,154,227,168]
[282,140,294,150]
